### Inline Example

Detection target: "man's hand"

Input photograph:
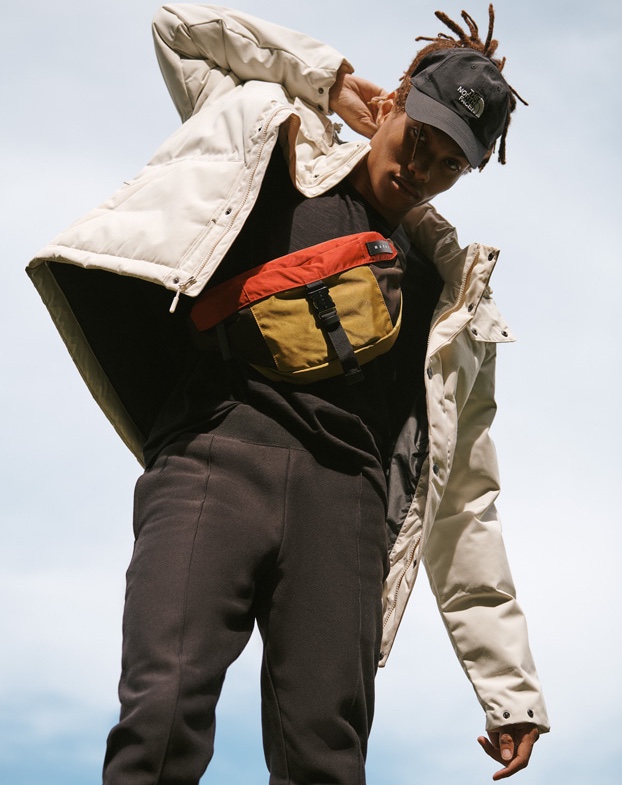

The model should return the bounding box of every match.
[328,71,388,138]
[477,723,539,780]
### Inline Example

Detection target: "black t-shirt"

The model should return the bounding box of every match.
[143,148,443,476]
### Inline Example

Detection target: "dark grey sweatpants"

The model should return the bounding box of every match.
[103,419,388,785]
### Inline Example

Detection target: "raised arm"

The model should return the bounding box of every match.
[152,3,351,120]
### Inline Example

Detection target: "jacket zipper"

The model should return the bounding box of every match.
[383,532,422,627]
[169,275,197,313]
[169,104,292,313]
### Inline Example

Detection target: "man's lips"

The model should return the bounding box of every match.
[394,174,421,201]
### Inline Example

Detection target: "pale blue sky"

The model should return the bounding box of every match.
[2,1,621,784]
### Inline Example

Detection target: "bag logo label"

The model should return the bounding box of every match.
[366,239,393,256]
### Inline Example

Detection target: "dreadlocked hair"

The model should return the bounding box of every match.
[393,4,527,169]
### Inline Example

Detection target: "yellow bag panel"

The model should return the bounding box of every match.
[249,267,401,383]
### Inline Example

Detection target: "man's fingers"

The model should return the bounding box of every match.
[478,724,539,780]
[477,734,503,764]
[328,73,388,137]
[491,750,529,781]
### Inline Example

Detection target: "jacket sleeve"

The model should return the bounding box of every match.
[423,343,550,734]
[152,4,352,121]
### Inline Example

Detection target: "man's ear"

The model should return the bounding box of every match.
[373,91,396,129]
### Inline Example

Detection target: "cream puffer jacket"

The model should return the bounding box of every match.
[27,4,549,734]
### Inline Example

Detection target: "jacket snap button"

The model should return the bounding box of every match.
[318,87,324,94]
[432,463,440,475]
[426,367,433,379]
[467,304,474,312]
[527,709,534,718]
[503,711,511,720]
[488,252,495,261]
[471,328,478,335]
[502,330,508,337]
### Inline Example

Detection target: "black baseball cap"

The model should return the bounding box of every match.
[405,48,510,167]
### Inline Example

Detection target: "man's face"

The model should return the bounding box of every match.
[349,110,471,226]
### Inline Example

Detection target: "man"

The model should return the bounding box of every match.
[27,4,549,784]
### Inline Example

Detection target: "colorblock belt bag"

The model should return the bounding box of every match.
[190,231,404,385]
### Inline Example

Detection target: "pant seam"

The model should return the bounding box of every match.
[345,473,365,785]
[154,435,214,782]
[262,447,293,784]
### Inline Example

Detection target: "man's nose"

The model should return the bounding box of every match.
[408,152,430,182]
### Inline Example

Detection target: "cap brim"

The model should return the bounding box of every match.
[406,86,487,168]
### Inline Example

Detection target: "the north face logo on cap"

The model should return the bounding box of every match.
[457,86,485,118]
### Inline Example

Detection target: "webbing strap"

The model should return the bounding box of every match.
[305,280,364,385]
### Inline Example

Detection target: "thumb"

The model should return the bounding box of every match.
[499,730,515,762]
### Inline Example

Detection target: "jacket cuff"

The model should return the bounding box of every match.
[485,695,550,734]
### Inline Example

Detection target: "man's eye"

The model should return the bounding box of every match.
[446,159,460,172]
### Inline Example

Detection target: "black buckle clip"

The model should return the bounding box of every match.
[305,281,339,328]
